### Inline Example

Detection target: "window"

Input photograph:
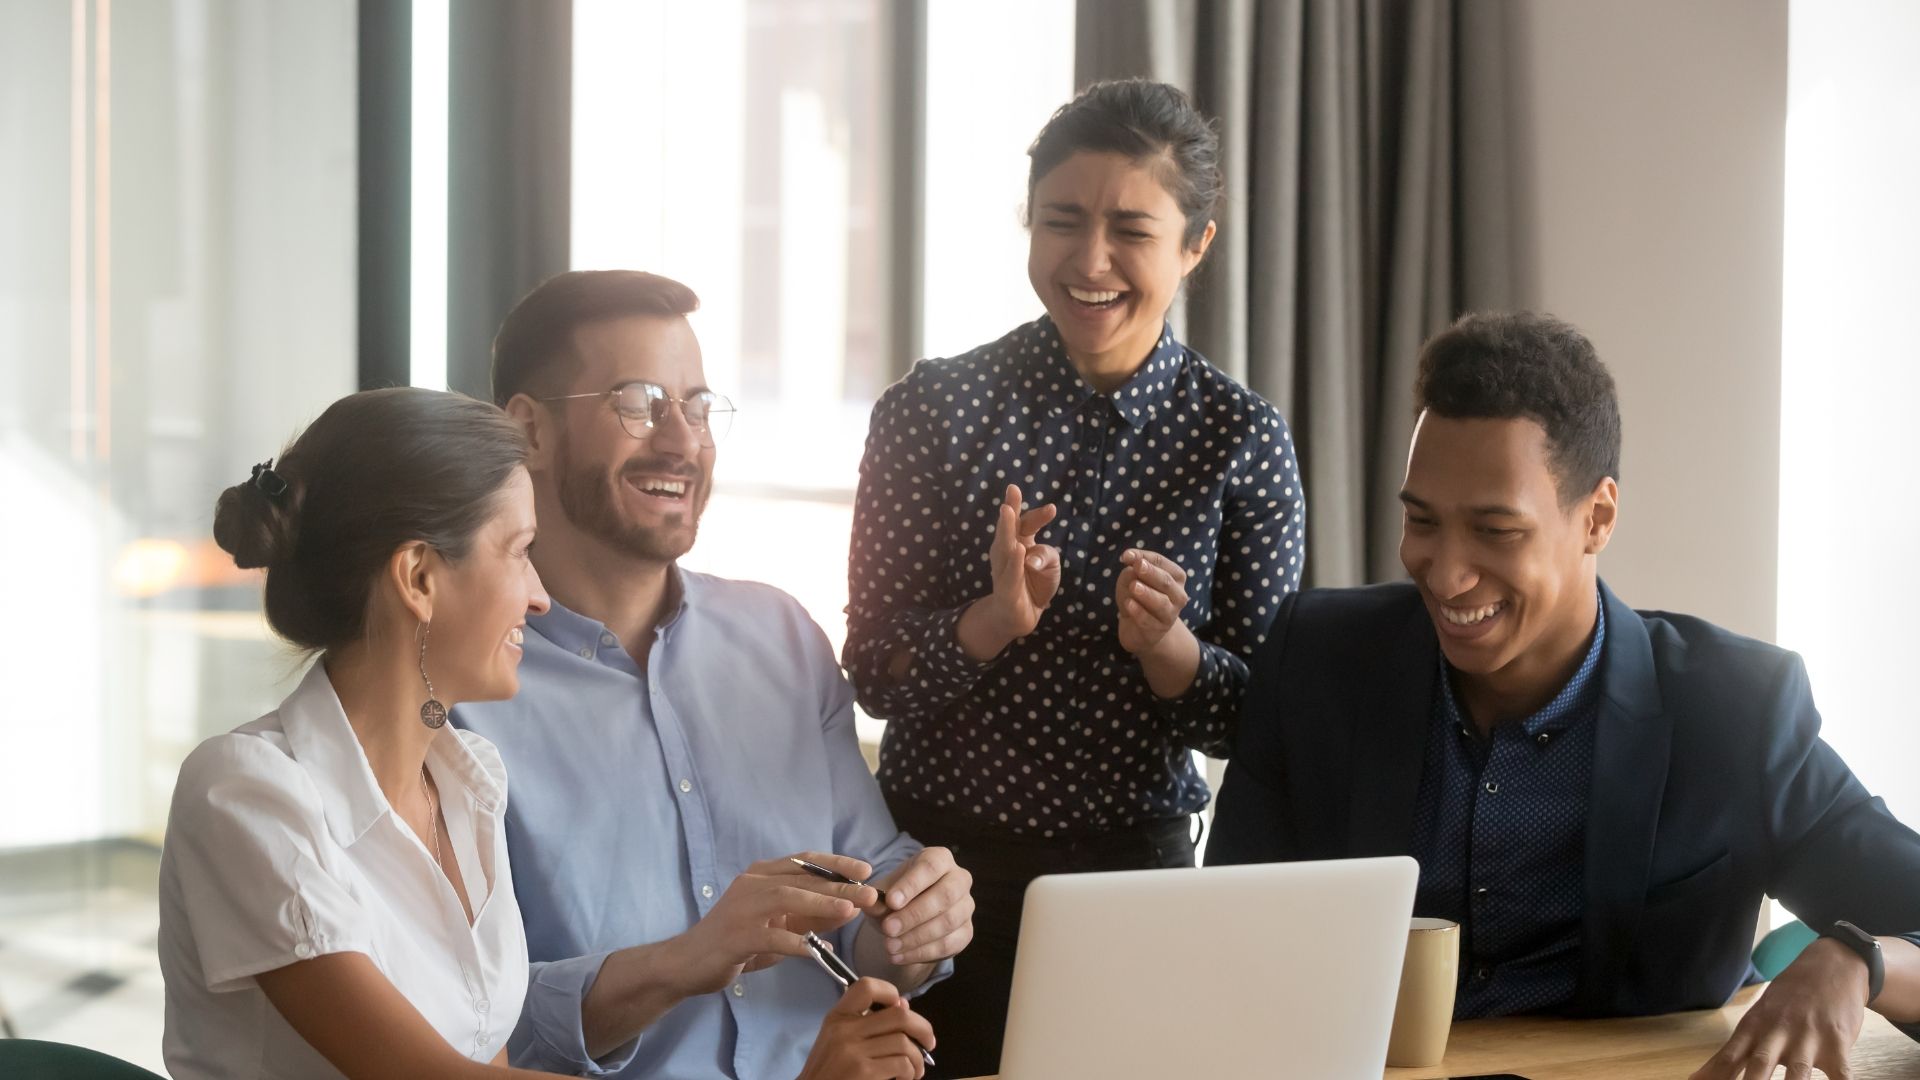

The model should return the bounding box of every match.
[1778,0,1920,823]
[0,1,355,1067]
[571,0,1075,681]
[0,1,356,848]
[572,0,891,658]
[922,0,1077,358]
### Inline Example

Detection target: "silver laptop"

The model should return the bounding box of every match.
[998,856,1420,1079]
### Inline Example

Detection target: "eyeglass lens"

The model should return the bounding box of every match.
[611,382,733,442]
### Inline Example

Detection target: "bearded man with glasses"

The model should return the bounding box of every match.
[453,270,972,1080]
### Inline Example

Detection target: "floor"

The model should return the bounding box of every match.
[0,841,166,1073]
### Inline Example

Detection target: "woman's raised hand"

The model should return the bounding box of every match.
[955,484,1061,662]
[1114,548,1204,700]
[985,484,1060,638]
[1114,548,1190,657]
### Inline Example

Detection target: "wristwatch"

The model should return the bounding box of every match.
[1821,919,1885,1005]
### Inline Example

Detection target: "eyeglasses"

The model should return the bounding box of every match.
[540,381,736,446]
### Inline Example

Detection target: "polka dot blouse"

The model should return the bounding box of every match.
[843,316,1306,837]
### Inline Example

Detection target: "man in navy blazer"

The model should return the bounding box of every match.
[1208,311,1920,1077]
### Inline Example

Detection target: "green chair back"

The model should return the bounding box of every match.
[1752,918,1819,981]
[0,1039,166,1079]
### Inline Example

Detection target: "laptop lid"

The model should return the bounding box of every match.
[998,856,1420,1079]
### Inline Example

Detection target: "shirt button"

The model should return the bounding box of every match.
[1536,732,1553,746]
[601,633,617,647]
[1474,966,1494,982]
[731,983,745,998]
[294,942,314,959]
[701,883,715,899]
[1483,780,1500,794]
[477,998,489,1013]
[679,778,693,794]
[577,646,594,659]
[1473,886,1490,904]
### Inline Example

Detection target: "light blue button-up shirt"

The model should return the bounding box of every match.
[454,569,947,1079]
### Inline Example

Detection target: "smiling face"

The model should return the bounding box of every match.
[1398,413,1616,686]
[543,314,716,564]
[424,467,549,703]
[1027,150,1214,384]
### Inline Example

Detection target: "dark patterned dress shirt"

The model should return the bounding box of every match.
[844,316,1304,837]
[1411,595,1607,1018]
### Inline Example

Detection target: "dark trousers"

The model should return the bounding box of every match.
[887,796,1198,1079]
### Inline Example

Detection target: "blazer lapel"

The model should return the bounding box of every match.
[1346,599,1439,857]
[1575,581,1671,1013]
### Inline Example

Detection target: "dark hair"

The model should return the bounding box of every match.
[1026,78,1223,251]
[491,269,701,407]
[1414,311,1622,505]
[212,387,530,653]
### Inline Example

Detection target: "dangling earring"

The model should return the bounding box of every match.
[419,620,448,729]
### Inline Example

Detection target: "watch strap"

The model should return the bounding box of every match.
[1823,919,1886,1004]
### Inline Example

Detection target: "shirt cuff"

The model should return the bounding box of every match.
[510,951,643,1077]
[908,955,956,998]
[1150,641,1242,753]
[906,603,1003,695]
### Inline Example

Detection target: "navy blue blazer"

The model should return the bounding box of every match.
[1209,580,1920,1023]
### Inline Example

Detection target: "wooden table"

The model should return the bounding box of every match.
[964,986,1920,1079]
[1382,985,1919,1079]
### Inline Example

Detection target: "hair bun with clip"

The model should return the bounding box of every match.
[251,459,289,500]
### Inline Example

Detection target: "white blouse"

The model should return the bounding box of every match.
[159,662,530,1078]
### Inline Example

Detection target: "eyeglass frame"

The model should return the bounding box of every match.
[537,380,737,445]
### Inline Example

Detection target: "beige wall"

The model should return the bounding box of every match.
[1504,0,1788,642]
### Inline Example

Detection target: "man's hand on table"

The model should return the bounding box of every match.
[1689,936,1869,1080]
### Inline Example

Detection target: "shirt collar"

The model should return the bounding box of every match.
[279,661,505,847]
[1439,590,1609,737]
[528,566,695,657]
[1024,316,1185,428]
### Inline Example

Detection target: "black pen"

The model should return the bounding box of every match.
[802,931,936,1068]
[789,856,868,889]
[789,856,888,909]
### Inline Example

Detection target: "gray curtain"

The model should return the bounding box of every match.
[1078,0,1516,586]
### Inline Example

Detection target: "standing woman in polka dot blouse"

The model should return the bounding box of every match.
[843,78,1305,1076]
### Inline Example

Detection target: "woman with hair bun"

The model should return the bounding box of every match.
[160,387,558,1078]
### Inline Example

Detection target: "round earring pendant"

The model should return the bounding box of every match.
[420,698,448,729]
